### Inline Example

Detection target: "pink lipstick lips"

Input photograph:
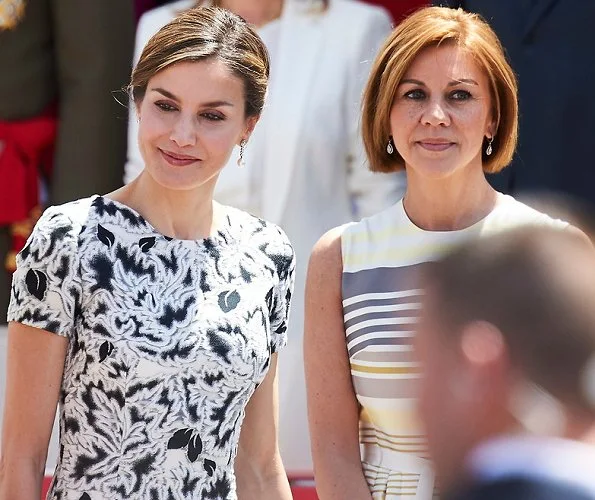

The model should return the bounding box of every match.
[159,148,200,167]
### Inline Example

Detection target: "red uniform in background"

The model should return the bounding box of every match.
[362,0,428,23]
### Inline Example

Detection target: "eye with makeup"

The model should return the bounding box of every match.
[155,100,177,112]
[154,101,225,122]
[200,111,225,122]
[448,89,472,101]
[403,88,426,100]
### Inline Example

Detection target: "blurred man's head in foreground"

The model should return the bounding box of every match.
[416,225,595,492]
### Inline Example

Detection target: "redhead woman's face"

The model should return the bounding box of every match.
[390,44,495,181]
[136,59,256,192]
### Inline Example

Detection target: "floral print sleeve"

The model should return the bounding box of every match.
[266,227,296,354]
[8,205,82,338]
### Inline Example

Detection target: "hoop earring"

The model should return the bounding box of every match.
[486,137,494,156]
[238,139,247,168]
[386,136,395,155]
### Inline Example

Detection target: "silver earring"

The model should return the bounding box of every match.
[486,137,494,156]
[386,137,395,155]
[237,139,247,168]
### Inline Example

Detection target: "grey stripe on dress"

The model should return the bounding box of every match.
[343,295,422,316]
[349,335,416,358]
[342,263,428,300]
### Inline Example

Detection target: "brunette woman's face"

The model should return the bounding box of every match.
[136,59,256,192]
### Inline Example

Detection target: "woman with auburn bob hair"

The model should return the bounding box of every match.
[1,7,294,500]
[304,6,573,499]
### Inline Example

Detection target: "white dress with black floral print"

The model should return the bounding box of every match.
[8,195,295,500]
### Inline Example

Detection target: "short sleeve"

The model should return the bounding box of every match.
[7,206,82,338]
[266,229,296,354]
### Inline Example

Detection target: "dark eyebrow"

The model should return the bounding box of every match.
[151,87,179,101]
[150,87,234,107]
[399,78,425,87]
[398,78,479,87]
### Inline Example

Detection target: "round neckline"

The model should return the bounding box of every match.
[94,195,233,245]
[397,193,511,235]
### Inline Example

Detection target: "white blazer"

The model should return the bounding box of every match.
[125,0,405,472]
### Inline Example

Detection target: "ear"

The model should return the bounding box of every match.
[134,98,142,123]
[460,321,505,367]
[486,119,497,139]
[449,322,507,403]
[240,115,259,145]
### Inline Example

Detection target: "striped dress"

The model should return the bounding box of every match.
[341,195,566,499]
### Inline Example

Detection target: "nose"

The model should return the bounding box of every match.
[421,99,450,127]
[170,115,197,147]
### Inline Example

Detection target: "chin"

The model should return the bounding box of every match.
[411,164,460,180]
[146,167,212,192]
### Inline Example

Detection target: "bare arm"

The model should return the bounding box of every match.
[0,323,68,500]
[304,228,372,500]
[235,354,292,500]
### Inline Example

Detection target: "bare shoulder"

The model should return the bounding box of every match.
[308,225,347,278]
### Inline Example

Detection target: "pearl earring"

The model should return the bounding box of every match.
[486,137,494,156]
[237,139,247,168]
[386,137,395,155]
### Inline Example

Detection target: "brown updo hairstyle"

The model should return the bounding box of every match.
[129,6,270,118]
[362,6,518,174]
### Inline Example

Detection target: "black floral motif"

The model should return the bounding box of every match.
[25,269,47,300]
[204,459,217,477]
[6,196,296,499]
[97,224,115,247]
[139,236,156,252]
[168,428,203,463]
[99,341,114,362]
[167,428,193,449]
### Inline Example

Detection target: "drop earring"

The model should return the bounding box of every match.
[386,136,395,155]
[486,137,494,156]
[237,139,247,168]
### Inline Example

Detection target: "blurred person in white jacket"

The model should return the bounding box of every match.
[125,0,405,473]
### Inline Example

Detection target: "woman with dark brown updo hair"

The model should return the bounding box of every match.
[125,0,404,474]
[1,7,294,500]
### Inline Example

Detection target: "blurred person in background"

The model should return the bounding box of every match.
[125,0,405,473]
[0,7,295,499]
[434,1,595,207]
[0,0,135,324]
[304,6,576,499]
[417,226,595,500]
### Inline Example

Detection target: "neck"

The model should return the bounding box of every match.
[219,0,283,27]
[402,162,498,231]
[108,172,222,240]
